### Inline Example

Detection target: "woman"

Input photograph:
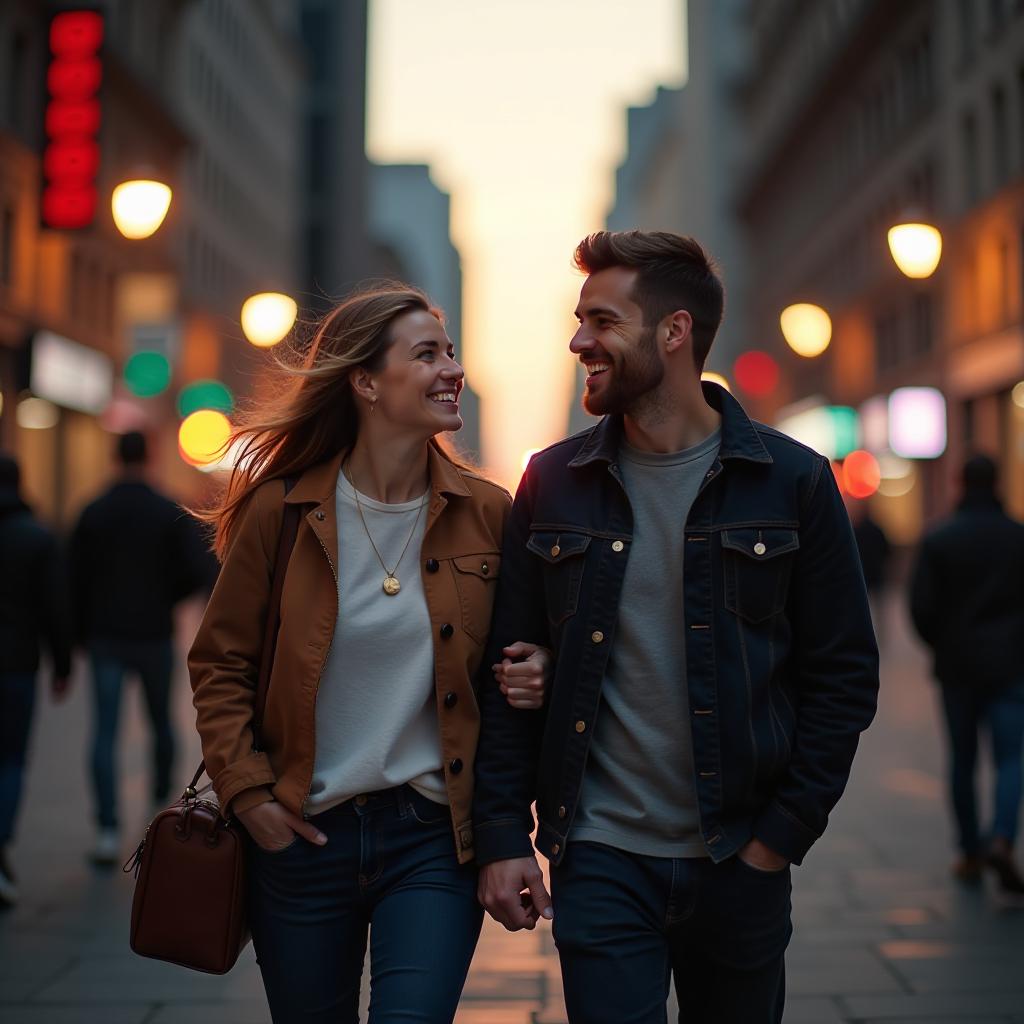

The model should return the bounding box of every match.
[189,285,548,1022]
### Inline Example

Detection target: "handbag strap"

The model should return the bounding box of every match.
[188,476,301,797]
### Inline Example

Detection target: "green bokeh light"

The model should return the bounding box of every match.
[827,406,859,459]
[177,379,235,418]
[124,351,171,398]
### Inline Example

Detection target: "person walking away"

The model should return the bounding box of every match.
[0,453,72,907]
[70,431,209,865]
[909,454,1024,894]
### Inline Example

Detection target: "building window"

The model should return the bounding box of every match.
[962,110,980,205]
[0,205,13,288]
[992,85,1008,185]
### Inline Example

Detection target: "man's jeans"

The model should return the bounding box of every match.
[90,639,174,829]
[941,680,1024,855]
[0,673,36,846]
[247,784,482,1023]
[551,841,791,1024]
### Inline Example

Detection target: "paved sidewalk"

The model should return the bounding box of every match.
[2,594,1023,1022]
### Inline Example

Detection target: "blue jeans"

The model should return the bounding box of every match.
[247,784,483,1023]
[0,672,36,846]
[941,680,1024,855]
[551,842,791,1024]
[90,639,174,829]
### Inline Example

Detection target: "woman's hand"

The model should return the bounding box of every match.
[236,800,327,852]
[494,641,553,710]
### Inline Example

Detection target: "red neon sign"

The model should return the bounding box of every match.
[41,11,104,230]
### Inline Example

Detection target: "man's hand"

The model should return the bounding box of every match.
[236,800,327,853]
[494,642,552,710]
[50,677,70,702]
[478,856,553,930]
[737,836,789,872]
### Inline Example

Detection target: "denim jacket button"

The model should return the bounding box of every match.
[754,542,767,555]
[591,631,604,644]
[612,540,624,552]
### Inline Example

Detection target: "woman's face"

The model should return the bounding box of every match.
[368,309,464,438]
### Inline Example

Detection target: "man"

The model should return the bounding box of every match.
[909,454,1024,894]
[0,453,72,907]
[474,231,879,1023]
[70,431,208,864]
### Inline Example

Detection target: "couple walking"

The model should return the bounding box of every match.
[190,229,880,1023]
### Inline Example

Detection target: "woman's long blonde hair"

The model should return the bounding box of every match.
[199,283,470,558]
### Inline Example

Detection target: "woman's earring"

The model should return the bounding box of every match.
[370,398,377,414]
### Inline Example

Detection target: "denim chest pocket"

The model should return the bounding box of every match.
[721,528,799,623]
[450,553,500,644]
[527,530,591,626]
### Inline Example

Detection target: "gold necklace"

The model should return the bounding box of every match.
[344,464,428,596]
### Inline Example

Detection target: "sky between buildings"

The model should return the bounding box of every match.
[367,0,687,487]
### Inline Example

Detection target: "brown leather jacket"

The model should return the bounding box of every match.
[188,445,510,863]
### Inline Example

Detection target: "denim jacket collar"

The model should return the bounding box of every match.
[567,382,773,470]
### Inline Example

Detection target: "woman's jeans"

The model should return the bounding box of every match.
[247,785,483,1023]
[551,841,792,1024]
[0,672,36,846]
[941,679,1024,855]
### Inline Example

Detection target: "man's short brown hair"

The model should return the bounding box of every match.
[574,230,724,370]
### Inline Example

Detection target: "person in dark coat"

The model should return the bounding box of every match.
[0,453,72,907]
[70,432,208,864]
[909,454,1024,893]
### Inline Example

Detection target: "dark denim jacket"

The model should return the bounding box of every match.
[473,384,879,867]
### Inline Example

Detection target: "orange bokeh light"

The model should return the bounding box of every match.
[842,449,881,499]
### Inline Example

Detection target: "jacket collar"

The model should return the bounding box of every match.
[568,382,772,469]
[283,441,472,507]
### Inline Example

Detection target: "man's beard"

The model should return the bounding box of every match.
[582,324,664,417]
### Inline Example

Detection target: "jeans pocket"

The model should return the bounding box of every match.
[734,854,790,878]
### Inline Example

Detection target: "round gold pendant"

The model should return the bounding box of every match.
[383,575,401,596]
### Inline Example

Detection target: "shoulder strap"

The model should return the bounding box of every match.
[188,477,301,796]
[252,476,301,748]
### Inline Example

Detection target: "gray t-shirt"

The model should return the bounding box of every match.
[305,471,446,813]
[570,429,721,858]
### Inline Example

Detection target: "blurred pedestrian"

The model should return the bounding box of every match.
[909,454,1024,894]
[849,500,891,642]
[189,285,549,1021]
[474,231,880,1024]
[70,431,209,865]
[0,453,72,908]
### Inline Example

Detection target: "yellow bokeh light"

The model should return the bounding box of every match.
[111,180,172,239]
[780,303,832,358]
[887,222,942,279]
[179,410,232,466]
[701,372,731,393]
[241,293,297,348]
[1011,381,1024,409]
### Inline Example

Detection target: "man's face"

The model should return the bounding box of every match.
[569,267,663,417]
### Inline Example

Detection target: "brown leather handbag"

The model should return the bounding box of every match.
[125,490,300,974]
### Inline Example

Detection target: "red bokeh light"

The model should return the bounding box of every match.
[842,450,881,499]
[733,351,780,397]
[49,11,104,57]
[41,185,98,229]
[45,98,101,137]
[43,139,100,182]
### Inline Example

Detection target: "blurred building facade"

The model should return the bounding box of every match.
[737,0,1024,543]
[368,162,480,459]
[0,0,383,526]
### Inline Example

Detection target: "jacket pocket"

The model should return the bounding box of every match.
[527,530,591,626]
[721,528,799,624]
[451,552,501,644]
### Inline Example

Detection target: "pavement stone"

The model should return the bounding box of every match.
[2,595,1023,1021]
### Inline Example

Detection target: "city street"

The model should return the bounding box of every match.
[1,594,1023,1024]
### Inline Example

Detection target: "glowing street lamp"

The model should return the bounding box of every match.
[780,303,831,357]
[111,179,172,239]
[887,220,942,279]
[241,292,297,348]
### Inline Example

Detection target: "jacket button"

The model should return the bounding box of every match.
[426,558,439,573]
[449,758,463,774]
[754,542,766,556]
[552,843,561,855]
[612,540,624,552]
[558,805,567,818]
[481,562,489,574]
[591,630,604,644]
[550,544,561,557]
[315,510,326,521]
[440,623,454,639]
[575,720,586,733]
[444,691,458,709]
